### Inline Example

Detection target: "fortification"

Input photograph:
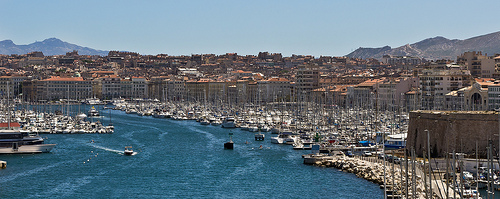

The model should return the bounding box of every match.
[407,110,499,157]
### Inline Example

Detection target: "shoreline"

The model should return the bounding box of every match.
[303,154,429,198]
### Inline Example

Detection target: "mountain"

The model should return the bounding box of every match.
[0,38,108,56]
[346,31,500,60]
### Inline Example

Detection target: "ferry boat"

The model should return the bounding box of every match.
[0,130,56,154]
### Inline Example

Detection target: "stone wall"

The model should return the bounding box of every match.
[407,110,499,157]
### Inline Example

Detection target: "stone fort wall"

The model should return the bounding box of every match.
[407,110,499,157]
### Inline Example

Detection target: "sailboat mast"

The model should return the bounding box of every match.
[7,81,10,130]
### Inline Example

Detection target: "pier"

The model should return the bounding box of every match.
[304,154,470,199]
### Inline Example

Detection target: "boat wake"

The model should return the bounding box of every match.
[35,171,107,197]
[187,126,225,149]
[159,131,169,140]
[0,161,68,183]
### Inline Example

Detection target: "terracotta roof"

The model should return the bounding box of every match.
[357,79,384,87]
[92,71,114,74]
[42,76,85,82]
[267,77,289,82]
[0,122,20,128]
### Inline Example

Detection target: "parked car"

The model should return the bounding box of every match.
[393,157,401,164]
[345,151,354,157]
[362,151,373,157]
[463,171,474,180]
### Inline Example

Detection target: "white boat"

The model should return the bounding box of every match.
[88,106,100,117]
[248,125,259,132]
[200,119,210,125]
[76,113,87,120]
[211,120,221,126]
[284,135,298,145]
[271,134,288,144]
[221,117,236,128]
[0,130,56,154]
[124,146,134,155]
[240,124,249,131]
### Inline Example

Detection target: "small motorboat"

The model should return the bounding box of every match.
[124,146,134,155]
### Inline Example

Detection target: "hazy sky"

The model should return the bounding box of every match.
[1,0,498,56]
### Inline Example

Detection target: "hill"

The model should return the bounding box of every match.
[346,31,500,60]
[0,38,108,56]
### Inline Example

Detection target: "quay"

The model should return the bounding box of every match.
[303,154,466,199]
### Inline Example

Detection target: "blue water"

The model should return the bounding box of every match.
[1,106,383,198]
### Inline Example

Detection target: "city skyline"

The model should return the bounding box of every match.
[1,0,499,56]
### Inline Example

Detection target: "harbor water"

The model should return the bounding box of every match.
[0,106,383,198]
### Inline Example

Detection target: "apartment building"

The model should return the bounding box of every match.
[0,76,15,98]
[257,77,290,103]
[381,55,422,66]
[377,77,417,112]
[100,75,121,100]
[419,66,472,110]
[37,76,92,101]
[488,81,500,110]
[120,77,147,99]
[347,79,383,109]
[165,77,186,102]
[295,64,320,102]
[457,51,495,78]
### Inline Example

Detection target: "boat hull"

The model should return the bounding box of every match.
[0,144,56,154]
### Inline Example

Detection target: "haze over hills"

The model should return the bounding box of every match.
[346,31,500,61]
[0,38,108,56]
[2,31,500,61]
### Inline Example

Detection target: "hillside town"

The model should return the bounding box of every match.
[0,50,498,112]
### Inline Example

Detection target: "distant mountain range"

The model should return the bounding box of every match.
[346,31,500,60]
[0,38,108,56]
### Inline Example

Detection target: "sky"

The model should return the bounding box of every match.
[1,0,499,57]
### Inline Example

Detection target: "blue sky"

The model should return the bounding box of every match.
[1,0,498,56]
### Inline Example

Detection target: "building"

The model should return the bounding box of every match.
[381,55,423,66]
[100,75,122,100]
[419,65,472,110]
[377,77,418,112]
[347,79,383,109]
[165,77,186,102]
[0,76,15,98]
[456,51,495,78]
[295,64,320,102]
[37,76,92,101]
[120,77,148,99]
[488,82,500,110]
[407,110,500,157]
[256,77,290,103]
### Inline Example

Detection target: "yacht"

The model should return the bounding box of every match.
[88,106,100,117]
[200,118,210,125]
[221,117,236,128]
[0,130,55,154]
[271,134,288,144]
